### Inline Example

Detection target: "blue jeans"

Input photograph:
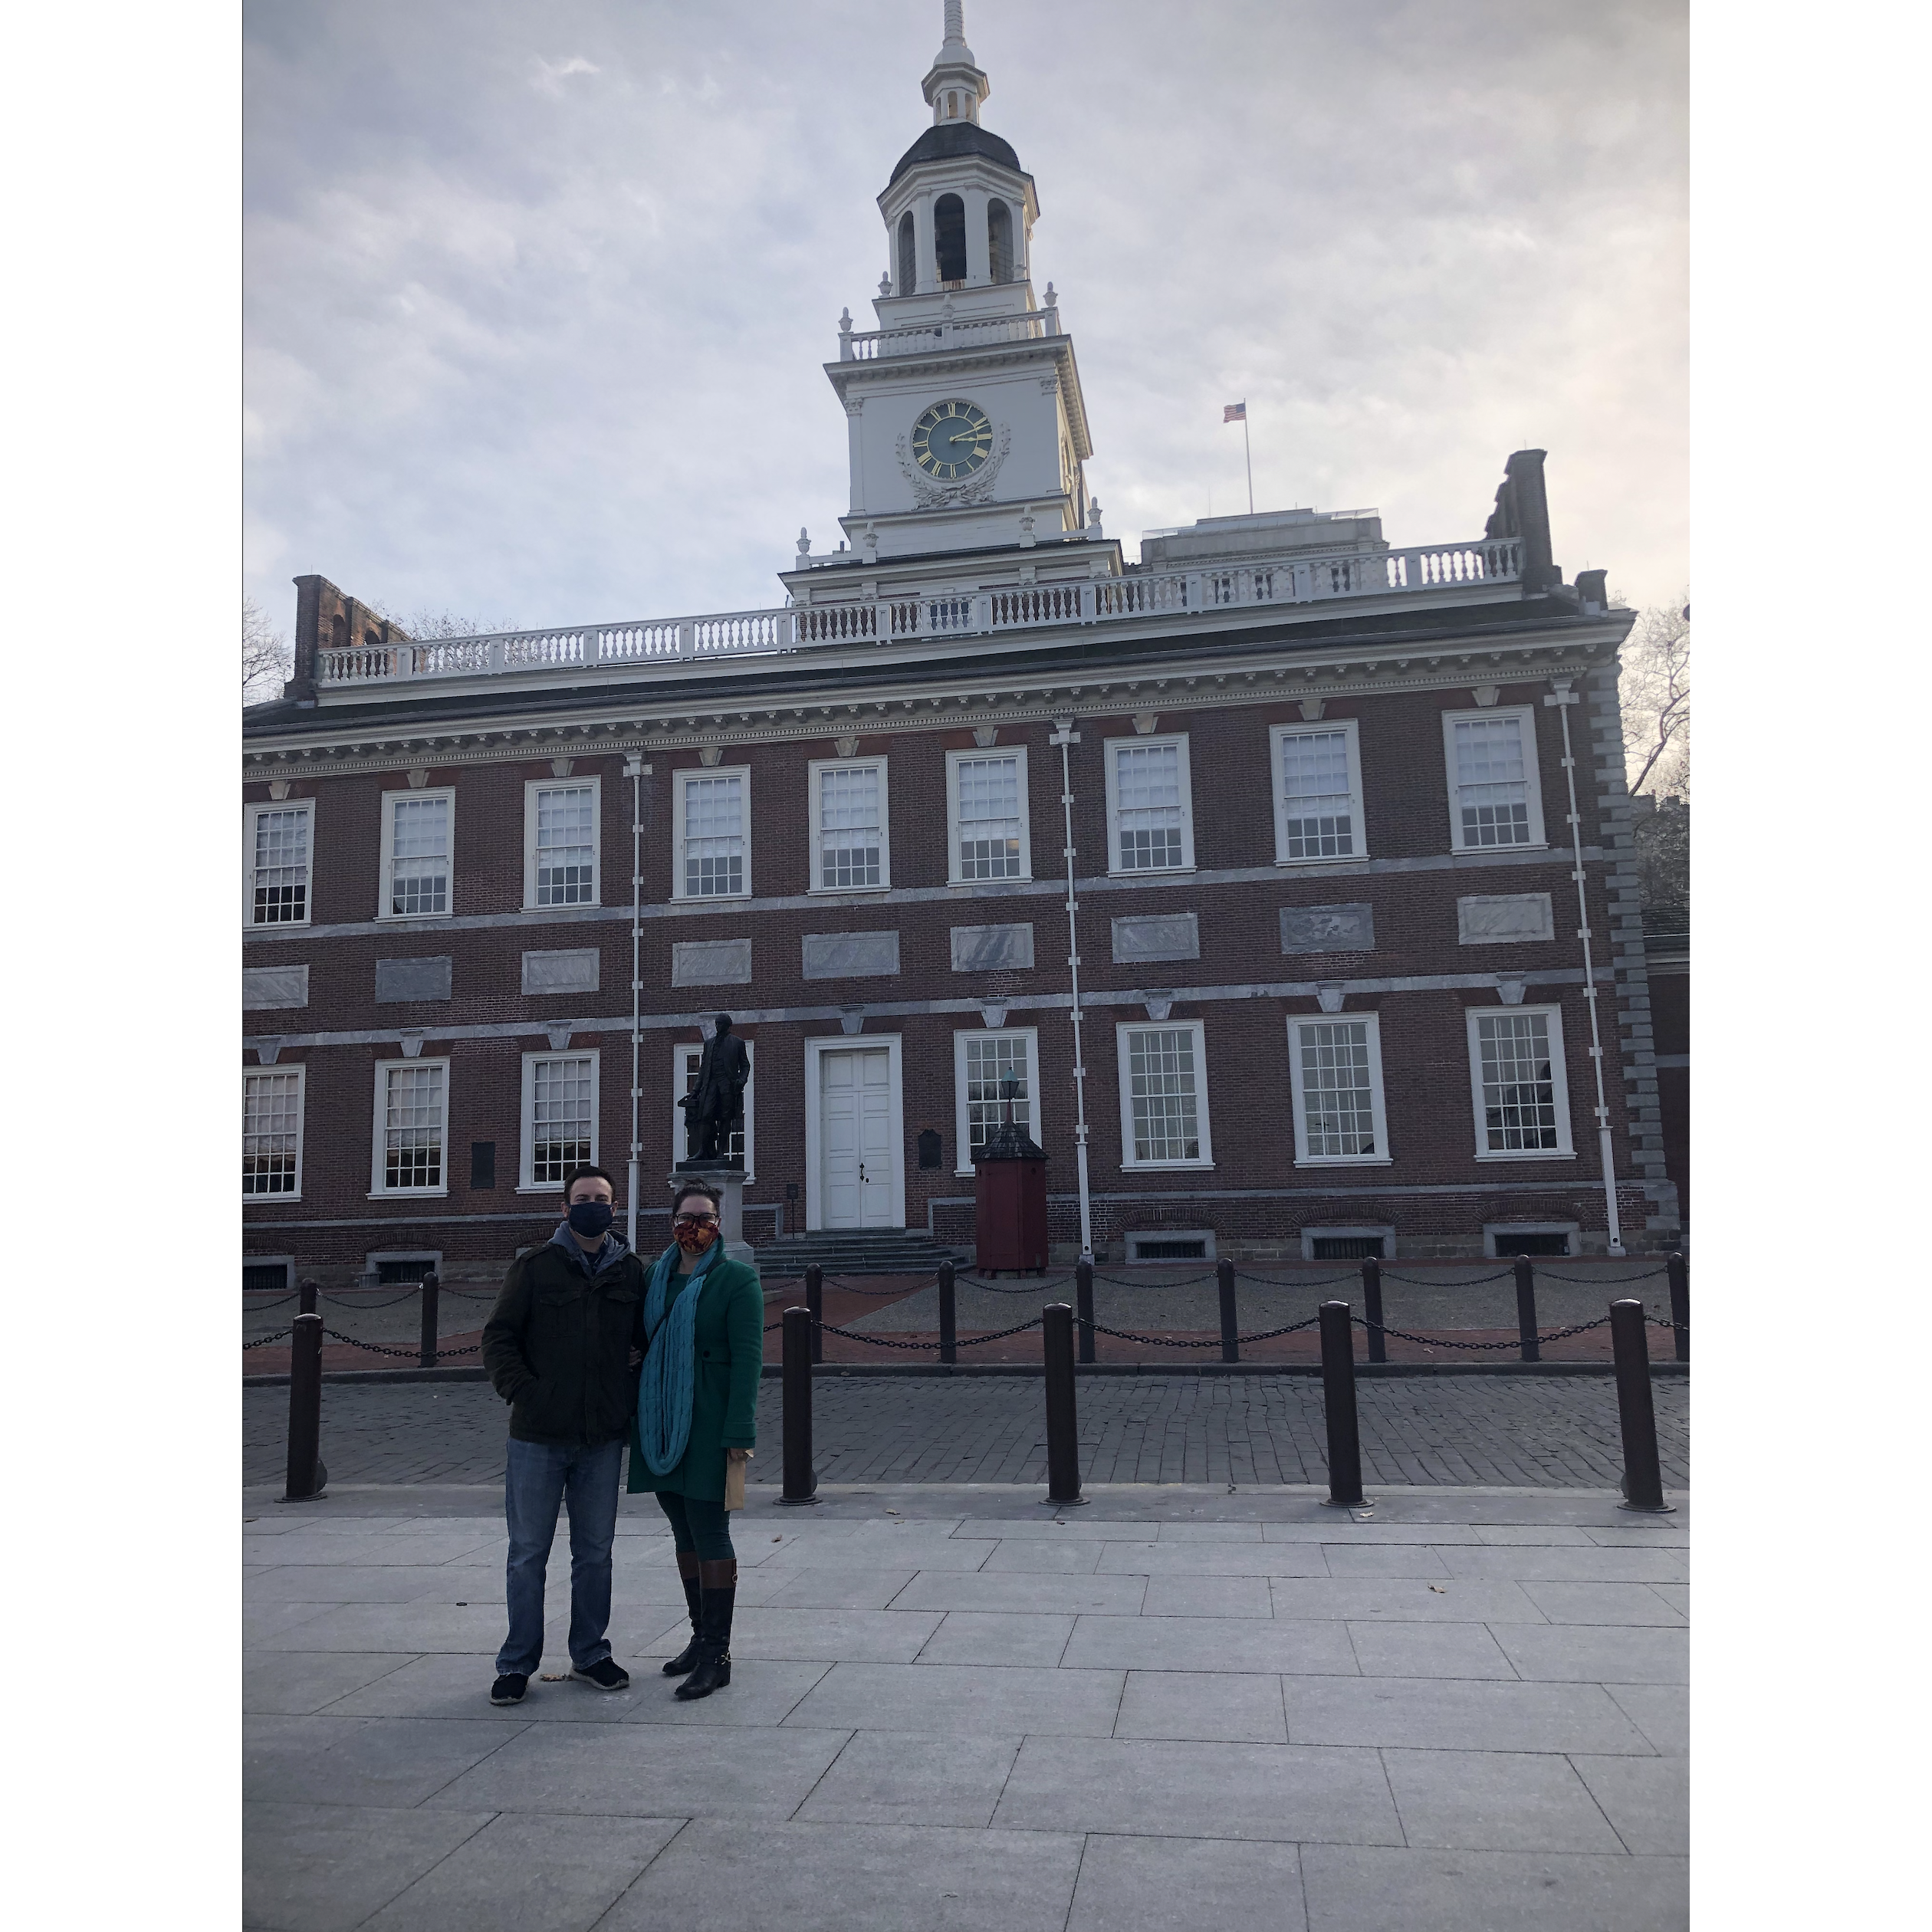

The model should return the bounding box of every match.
[496,1436,624,1678]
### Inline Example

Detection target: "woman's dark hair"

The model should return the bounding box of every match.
[561,1164,615,1202]
[671,1179,722,1216]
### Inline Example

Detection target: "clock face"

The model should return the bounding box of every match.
[911,399,993,480]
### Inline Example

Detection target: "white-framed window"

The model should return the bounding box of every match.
[1271,720,1365,864]
[378,788,455,918]
[243,1066,305,1198]
[1105,734,1195,873]
[809,758,890,892]
[673,767,751,900]
[1116,1019,1213,1168]
[1465,1005,1575,1158]
[244,800,313,928]
[946,747,1031,882]
[521,1051,599,1190]
[370,1057,450,1194]
[952,1027,1042,1173]
[1443,708,1546,852]
[672,1039,756,1179]
[524,778,600,909]
[1286,1014,1392,1165]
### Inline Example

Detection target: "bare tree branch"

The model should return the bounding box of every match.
[1618,593,1691,800]
[243,596,293,703]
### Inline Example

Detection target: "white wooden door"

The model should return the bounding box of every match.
[820,1048,896,1228]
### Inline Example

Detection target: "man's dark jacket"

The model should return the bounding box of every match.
[481,1230,649,1445]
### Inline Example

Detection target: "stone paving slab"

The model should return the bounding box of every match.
[245,1370,1688,1489]
[243,1486,1687,1931]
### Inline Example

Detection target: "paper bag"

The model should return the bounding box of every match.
[724,1451,749,1511]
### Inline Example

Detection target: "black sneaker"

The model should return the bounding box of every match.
[490,1673,528,1705]
[570,1658,630,1692]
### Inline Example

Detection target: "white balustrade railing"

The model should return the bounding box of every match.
[840,307,1057,361]
[314,537,1523,689]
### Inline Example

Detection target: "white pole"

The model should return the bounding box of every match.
[1545,682,1624,1254]
[623,755,648,1250]
[1050,721,1095,1263]
[1242,411,1254,515]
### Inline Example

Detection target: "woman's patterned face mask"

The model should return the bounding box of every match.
[673,1213,718,1254]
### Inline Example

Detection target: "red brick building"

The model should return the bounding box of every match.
[241,10,1677,1285]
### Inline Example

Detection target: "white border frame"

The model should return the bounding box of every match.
[1464,1003,1576,1160]
[377,787,457,921]
[672,765,752,902]
[1286,1012,1393,1166]
[1115,1017,1214,1170]
[951,1025,1043,1175]
[803,1033,905,1231]
[1441,705,1547,853]
[1104,731,1196,875]
[369,1055,452,1197]
[1270,718,1367,866]
[672,1037,756,1182]
[242,798,314,930]
[523,775,602,911]
[519,1048,601,1192]
[242,1063,306,1201]
[945,744,1033,885]
[808,756,892,894]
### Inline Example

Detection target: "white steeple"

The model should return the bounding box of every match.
[922,2,990,127]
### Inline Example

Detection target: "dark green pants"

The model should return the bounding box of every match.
[654,1489,735,1562]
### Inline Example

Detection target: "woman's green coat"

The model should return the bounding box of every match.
[626,1248,763,1503]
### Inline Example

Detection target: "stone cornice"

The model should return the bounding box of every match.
[826,332,1091,458]
[242,617,1621,780]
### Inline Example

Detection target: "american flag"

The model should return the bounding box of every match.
[1224,401,1246,422]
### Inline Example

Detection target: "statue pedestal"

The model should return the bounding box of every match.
[669,1162,754,1266]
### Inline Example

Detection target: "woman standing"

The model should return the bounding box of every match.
[629,1180,764,1700]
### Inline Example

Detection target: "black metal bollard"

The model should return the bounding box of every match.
[284,1311,327,1502]
[1667,1252,1689,1363]
[1217,1257,1240,1364]
[1361,1256,1387,1365]
[938,1260,957,1366]
[1317,1300,1365,1507]
[780,1306,818,1505]
[1041,1304,1085,1506]
[298,1276,318,1317]
[805,1263,824,1365]
[1513,1256,1540,1362]
[418,1269,440,1369]
[1075,1258,1096,1365]
[1609,1298,1672,1512]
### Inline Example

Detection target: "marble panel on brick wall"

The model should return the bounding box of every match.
[1457,893,1555,945]
[1111,912,1200,964]
[951,923,1034,971]
[1280,904,1375,955]
[242,964,310,1010]
[521,948,600,995]
[671,938,753,987]
[802,931,900,980]
[373,955,452,1002]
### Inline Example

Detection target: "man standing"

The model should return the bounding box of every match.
[481,1164,646,1704]
[677,1014,751,1163]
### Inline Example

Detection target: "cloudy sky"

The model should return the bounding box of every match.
[243,0,1687,642]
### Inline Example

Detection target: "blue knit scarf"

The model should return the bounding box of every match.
[636,1237,722,1476]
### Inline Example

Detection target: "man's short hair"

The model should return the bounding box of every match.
[561,1164,615,1201]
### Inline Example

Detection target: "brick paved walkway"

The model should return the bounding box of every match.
[243,1372,1687,1492]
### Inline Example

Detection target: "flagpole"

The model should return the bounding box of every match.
[1242,411,1254,514]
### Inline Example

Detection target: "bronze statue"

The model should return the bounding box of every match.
[678,1015,751,1165]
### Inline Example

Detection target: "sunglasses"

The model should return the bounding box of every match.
[673,1212,719,1228]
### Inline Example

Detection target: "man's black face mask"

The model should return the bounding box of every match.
[567,1201,614,1237]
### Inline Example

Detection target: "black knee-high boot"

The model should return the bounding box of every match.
[661,1552,705,1677]
[675,1559,737,1700]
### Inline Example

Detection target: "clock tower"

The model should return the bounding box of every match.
[803,2,1105,573]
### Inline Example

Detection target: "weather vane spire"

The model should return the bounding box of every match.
[924,0,989,125]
